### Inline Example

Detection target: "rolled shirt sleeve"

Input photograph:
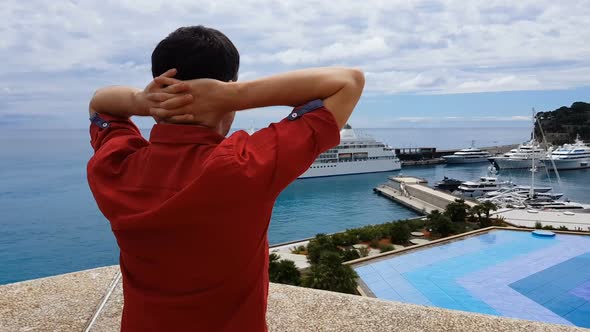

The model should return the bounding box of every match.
[228,100,341,196]
[87,113,148,185]
[89,113,143,152]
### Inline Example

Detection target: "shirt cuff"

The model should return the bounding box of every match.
[287,99,324,121]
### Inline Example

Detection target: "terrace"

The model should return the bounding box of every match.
[1,239,586,331]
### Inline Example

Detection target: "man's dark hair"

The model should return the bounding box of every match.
[151,26,239,82]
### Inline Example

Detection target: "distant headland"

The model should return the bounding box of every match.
[536,101,590,145]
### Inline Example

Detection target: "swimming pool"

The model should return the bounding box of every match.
[353,229,590,328]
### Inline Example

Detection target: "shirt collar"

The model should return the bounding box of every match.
[149,123,225,144]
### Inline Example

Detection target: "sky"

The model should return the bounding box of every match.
[1,0,590,129]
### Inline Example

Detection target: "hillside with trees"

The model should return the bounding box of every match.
[535,102,590,145]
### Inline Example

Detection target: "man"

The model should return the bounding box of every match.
[87,26,364,331]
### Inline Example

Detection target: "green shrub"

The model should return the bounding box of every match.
[558,226,568,231]
[340,248,361,262]
[357,225,381,242]
[379,243,394,253]
[407,219,426,232]
[542,225,555,230]
[390,221,411,244]
[369,238,380,249]
[427,210,456,237]
[331,232,358,247]
[290,245,306,254]
[301,251,358,294]
[375,223,394,237]
[306,234,338,265]
[269,254,301,286]
[344,228,361,240]
[535,221,543,229]
[445,199,469,223]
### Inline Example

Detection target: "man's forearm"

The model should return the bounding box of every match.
[151,67,365,128]
[89,86,146,118]
[232,68,358,108]
[231,67,364,127]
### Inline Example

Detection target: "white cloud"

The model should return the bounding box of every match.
[1,0,590,127]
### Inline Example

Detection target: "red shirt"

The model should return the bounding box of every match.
[87,101,340,332]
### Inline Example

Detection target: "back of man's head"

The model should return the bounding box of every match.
[151,26,239,82]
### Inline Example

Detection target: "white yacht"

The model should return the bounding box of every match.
[442,141,492,164]
[488,140,547,170]
[542,135,590,170]
[299,124,401,178]
[455,177,514,197]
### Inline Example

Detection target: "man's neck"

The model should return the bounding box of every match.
[157,120,224,136]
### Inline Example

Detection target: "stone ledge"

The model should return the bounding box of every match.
[0,266,119,332]
[0,265,586,331]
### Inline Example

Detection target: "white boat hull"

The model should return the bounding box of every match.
[489,158,544,170]
[444,156,490,164]
[456,187,508,198]
[298,159,401,178]
[543,158,590,170]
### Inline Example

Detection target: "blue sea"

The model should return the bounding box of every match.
[1,127,588,285]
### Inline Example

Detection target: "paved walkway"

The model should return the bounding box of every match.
[270,240,311,269]
[495,209,590,231]
[375,185,440,214]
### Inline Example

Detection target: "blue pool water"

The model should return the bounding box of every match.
[354,230,590,327]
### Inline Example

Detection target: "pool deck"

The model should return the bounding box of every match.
[496,209,590,231]
[0,264,585,332]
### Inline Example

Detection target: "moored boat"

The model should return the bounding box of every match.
[299,124,401,178]
[455,176,514,197]
[542,135,590,170]
[434,177,463,192]
[488,140,547,170]
[442,141,492,164]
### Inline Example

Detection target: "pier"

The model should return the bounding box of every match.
[374,176,476,214]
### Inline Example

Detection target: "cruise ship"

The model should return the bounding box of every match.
[299,124,401,178]
[488,140,547,170]
[543,135,590,170]
[442,141,492,164]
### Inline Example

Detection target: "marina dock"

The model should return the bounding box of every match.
[376,176,590,231]
[374,176,476,214]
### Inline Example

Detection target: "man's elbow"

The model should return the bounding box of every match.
[89,89,103,116]
[351,68,365,86]
[347,68,365,94]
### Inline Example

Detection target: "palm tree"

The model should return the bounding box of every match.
[474,202,498,227]
[269,253,301,286]
[479,201,498,220]
[302,251,358,294]
[469,205,483,223]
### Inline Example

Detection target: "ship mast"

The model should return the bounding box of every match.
[530,108,536,199]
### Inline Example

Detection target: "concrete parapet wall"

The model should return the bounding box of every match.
[0,265,585,331]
